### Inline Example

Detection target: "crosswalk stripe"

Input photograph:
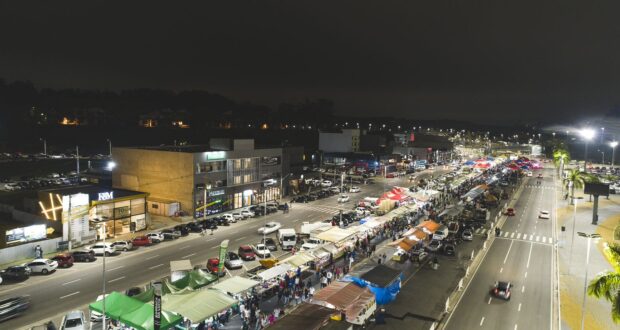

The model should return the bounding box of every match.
[529,235,533,240]
[542,237,546,243]
[517,233,521,239]
[536,236,540,242]
[510,232,515,238]
[475,228,482,234]
[503,232,509,237]
[481,229,487,235]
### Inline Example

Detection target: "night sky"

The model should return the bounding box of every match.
[2,0,620,124]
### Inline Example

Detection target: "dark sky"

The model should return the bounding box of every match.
[2,0,620,124]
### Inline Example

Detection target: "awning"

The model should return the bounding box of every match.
[170,269,218,291]
[359,264,402,287]
[280,251,316,268]
[316,227,357,243]
[212,276,260,295]
[417,220,441,234]
[119,302,183,330]
[162,289,237,323]
[256,263,292,281]
[463,184,488,200]
[267,303,335,330]
[89,291,143,320]
[311,281,376,324]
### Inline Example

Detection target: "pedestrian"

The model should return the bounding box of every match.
[382,253,387,264]
[326,270,333,284]
[321,275,328,288]
[309,286,315,298]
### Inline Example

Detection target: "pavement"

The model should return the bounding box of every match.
[0,168,451,330]
[555,167,620,330]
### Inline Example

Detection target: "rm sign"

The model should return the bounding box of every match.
[98,192,114,201]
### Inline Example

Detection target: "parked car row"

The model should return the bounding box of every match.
[1,174,86,192]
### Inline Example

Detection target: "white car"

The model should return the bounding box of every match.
[147,233,164,243]
[231,212,244,220]
[461,229,473,241]
[222,213,236,223]
[338,195,350,203]
[355,207,371,216]
[61,310,87,330]
[526,171,533,177]
[257,222,282,235]
[321,180,332,187]
[253,244,272,258]
[301,238,323,251]
[241,209,255,218]
[25,258,58,275]
[538,210,550,219]
[90,294,109,322]
[110,240,133,252]
[349,186,361,193]
[89,242,116,256]
[329,187,341,193]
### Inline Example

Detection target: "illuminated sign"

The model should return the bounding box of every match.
[206,151,225,160]
[98,192,114,201]
[209,190,225,197]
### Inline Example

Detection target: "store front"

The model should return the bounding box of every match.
[91,196,147,239]
[194,185,281,217]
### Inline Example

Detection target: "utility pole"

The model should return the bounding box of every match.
[107,139,112,158]
[76,146,80,181]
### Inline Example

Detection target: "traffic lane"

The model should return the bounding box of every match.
[446,239,531,330]
[518,242,553,330]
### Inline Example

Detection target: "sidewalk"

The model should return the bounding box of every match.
[555,176,619,329]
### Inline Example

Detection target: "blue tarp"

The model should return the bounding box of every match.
[345,274,403,305]
[464,160,475,166]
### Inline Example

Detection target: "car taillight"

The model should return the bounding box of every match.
[494,289,498,294]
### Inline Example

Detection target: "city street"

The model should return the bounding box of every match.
[0,168,448,329]
[445,168,557,330]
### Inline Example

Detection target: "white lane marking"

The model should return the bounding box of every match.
[500,267,503,273]
[182,253,197,259]
[210,245,218,249]
[527,242,533,268]
[542,237,547,243]
[236,236,247,241]
[518,303,522,311]
[179,245,191,250]
[510,232,515,238]
[108,276,125,283]
[480,317,485,326]
[517,233,521,239]
[504,232,509,237]
[149,263,164,270]
[146,255,159,261]
[524,272,528,278]
[60,291,80,299]
[504,240,514,264]
[522,285,525,293]
[515,324,518,330]
[529,235,533,240]
[107,266,124,272]
[536,236,540,242]
[205,237,216,242]
[62,278,81,286]
[487,297,492,304]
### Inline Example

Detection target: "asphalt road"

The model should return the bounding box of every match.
[445,168,556,330]
[0,168,449,329]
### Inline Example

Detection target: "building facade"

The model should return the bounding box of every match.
[112,139,291,218]
[319,129,361,153]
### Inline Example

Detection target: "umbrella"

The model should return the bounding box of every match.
[464,160,475,166]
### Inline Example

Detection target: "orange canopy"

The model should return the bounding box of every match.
[417,220,441,234]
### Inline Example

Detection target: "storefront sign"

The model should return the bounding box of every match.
[153,287,162,330]
[206,151,225,160]
[209,189,225,197]
[5,224,47,245]
[98,191,114,201]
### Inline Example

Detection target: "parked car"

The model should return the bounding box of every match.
[231,212,244,221]
[131,236,152,247]
[0,266,31,281]
[337,195,350,203]
[490,281,512,300]
[224,252,243,270]
[0,296,30,322]
[266,205,278,213]
[355,207,371,216]
[125,287,142,297]
[349,186,361,193]
[253,244,272,258]
[260,237,278,251]
[88,243,116,256]
[257,222,282,235]
[51,254,74,268]
[146,233,164,243]
[241,209,255,218]
[444,244,456,256]
[111,240,133,252]
[461,229,473,241]
[173,225,190,236]
[89,295,108,322]
[321,180,332,187]
[538,210,550,219]
[71,250,96,262]
[222,213,236,223]
[25,259,58,275]
[160,229,181,240]
[187,222,204,233]
[61,310,87,330]
[505,208,515,216]
[238,245,256,261]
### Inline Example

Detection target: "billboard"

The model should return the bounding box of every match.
[584,183,610,196]
[261,156,281,166]
[62,193,90,223]
[5,224,47,245]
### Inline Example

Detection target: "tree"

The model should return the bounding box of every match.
[553,148,570,171]
[588,243,620,323]
[563,169,598,204]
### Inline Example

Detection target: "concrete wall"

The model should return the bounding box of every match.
[112,148,194,213]
[0,238,63,265]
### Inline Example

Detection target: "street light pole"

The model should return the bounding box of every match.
[578,232,601,330]
[610,141,618,168]
[107,139,112,158]
[569,196,584,274]
[40,138,47,156]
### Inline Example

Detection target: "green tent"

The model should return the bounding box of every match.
[171,269,218,290]
[89,291,144,320]
[162,289,237,323]
[119,302,183,330]
[132,287,155,303]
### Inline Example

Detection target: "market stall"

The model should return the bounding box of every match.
[211,276,260,296]
[279,251,316,270]
[346,265,403,305]
[267,303,336,330]
[311,281,376,325]
[161,288,237,324]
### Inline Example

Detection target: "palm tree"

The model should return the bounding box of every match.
[553,148,570,173]
[588,243,620,323]
[564,169,598,204]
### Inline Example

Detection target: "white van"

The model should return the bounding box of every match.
[433,225,449,241]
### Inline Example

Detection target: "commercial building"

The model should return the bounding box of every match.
[111,139,301,218]
[319,129,361,153]
[37,186,148,245]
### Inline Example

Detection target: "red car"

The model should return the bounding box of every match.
[386,173,395,178]
[51,254,74,268]
[132,236,152,247]
[504,208,515,216]
[238,245,256,261]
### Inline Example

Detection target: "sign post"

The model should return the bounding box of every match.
[218,239,229,281]
[153,281,162,330]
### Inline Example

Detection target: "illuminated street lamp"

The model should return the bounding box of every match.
[610,141,618,168]
[580,128,595,170]
[577,232,601,330]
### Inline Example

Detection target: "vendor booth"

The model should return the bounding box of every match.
[211,276,259,295]
[161,288,237,324]
[311,281,376,325]
[268,303,336,330]
[346,265,403,305]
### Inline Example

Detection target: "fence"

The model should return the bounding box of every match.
[0,237,63,265]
